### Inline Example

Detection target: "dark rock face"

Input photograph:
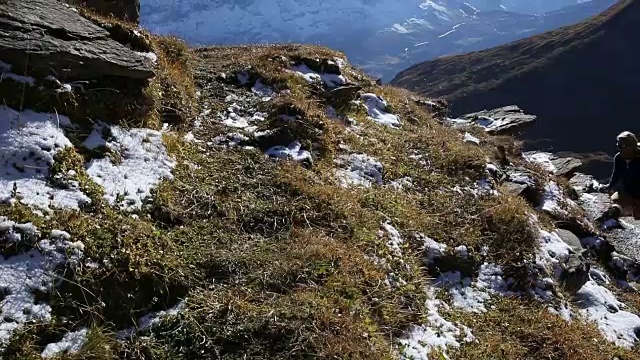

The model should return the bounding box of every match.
[0,0,154,81]
[67,0,140,24]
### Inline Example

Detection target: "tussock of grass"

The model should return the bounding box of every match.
[449,297,636,360]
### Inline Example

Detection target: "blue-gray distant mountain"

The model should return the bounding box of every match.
[141,0,613,80]
[391,0,638,178]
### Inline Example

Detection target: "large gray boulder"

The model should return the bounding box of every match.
[0,0,154,81]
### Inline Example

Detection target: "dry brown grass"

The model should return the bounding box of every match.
[1,41,633,359]
[450,297,637,360]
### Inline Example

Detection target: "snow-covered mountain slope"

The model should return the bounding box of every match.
[140,0,612,80]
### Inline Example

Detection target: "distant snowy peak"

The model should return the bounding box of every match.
[142,0,594,43]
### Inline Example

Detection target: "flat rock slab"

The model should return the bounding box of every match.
[524,151,583,177]
[551,157,583,177]
[456,105,537,134]
[0,0,154,81]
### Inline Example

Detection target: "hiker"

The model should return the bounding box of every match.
[602,131,640,220]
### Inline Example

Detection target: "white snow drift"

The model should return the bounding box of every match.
[0,106,91,211]
[0,219,84,346]
[334,153,384,188]
[84,123,175,210]
[360,94,401,128]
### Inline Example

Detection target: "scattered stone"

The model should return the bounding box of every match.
[412,97,449,119]
[502,182,529,197]
[559,254,590,293]
[555,229,587,257]
[329,85,362,101]
[502,166,539,205]
[0,0,154,81]
[570,172,606,194]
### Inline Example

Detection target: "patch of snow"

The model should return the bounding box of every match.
[138,300,185,330]
[334,153,383,188]
[523,151,556,173]
[251,80,274,101]
[135,51,158,65]
[85,123,175,210]
[218,104,267,129]
[539,181,577,216]
[0,221,84,345]
[549,302,573,322]
[575,281,640,348]
[485,163,499,175]
[590,268,611,285]
[82,127,107,150]
[265,141,312,164]
[41,328,88,358]
[381,222,403,258]
[211,132,249,148]
[360,94,400,128]
[390,176,413,190]
[398,288,474,360]
[290,63,346,88]
[225,93,239,103]
[0,106,91,211]
[183,131,196,142]
[537,229,573,279]
[377,222,408,288]
[118,301,185,339]
[455,245,469,258]
[437,263,513,313]
[463,132,480,144]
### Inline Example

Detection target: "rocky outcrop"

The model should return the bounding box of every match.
[452,105,537,135]
[0,0,154,81]
[66,0,140,24]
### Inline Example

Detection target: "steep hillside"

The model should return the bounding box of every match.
[1,1,640,359]
[140,0,611,80]
[391,0,639,177]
